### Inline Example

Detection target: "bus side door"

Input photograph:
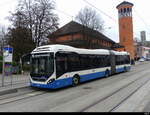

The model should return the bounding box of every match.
[110,52,116,75]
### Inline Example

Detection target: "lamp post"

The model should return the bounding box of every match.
[1,27,7,87]
[2,49,5,87]
[2,46,13,86]
[1,36,5,87]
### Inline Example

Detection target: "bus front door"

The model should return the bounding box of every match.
[110,52,116,75]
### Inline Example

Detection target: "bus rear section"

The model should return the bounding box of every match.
[115,51,131,73]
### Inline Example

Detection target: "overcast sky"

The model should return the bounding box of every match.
[0,0,150,43]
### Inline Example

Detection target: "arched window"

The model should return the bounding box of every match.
[124,8,126,13]
[120,8,124,17]
[130,8,132,16]
[121,9,123,13]
[127,8,130,12]
[127,8,130,16]
[119,9,123,18]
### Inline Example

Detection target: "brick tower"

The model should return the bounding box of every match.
[116,1,135,60]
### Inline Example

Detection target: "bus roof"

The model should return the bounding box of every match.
[112,50,129,55]
[31,44,129,55]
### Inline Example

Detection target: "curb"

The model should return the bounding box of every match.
[0,89,18,96]
[0,86,29,96]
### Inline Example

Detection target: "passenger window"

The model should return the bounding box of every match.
[56,53,68,78]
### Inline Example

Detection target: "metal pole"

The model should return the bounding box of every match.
[10,64,12,86]
[20,57,23,75]
[1,27,6,87]
[2,48,5,87]
[11,47,13,86]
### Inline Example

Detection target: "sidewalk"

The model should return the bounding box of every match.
[0,72,30,96]
[0,72,30,84]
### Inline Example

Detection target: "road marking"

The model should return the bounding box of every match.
[27,93,38,96]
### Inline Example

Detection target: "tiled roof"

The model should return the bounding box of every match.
[116,1,134,8]
[49,21,116,44]
[111,43,124,48]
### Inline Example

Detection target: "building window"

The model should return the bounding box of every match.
[124,8,126,13]
[127,8,130,12]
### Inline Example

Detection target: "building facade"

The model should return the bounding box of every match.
[141,31,146,42]
[137,46,150,59]
[135,41,150,60]
[48,21,122,50]
[116,1,135,60]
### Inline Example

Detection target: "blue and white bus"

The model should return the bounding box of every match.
[30,45,131,89]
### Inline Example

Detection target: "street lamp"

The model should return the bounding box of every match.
[2,50,5,87]
[0,27,8,87]
[1,37,5,87]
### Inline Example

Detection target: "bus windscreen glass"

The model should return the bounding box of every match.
[30,53,54,81]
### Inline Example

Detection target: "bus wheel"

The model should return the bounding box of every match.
[105,70,110,77]
[124,67,127,72]
[72,75,80,86]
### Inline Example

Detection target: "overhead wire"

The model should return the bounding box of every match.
[133,9,148,29]
[55,0,146,41]
[82,0,120,42]
[133,9,150,39]
[82,0,117,22]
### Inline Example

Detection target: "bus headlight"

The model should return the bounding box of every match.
[48,78,55,84]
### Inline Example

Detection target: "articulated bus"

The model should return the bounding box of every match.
[30,45,131,89]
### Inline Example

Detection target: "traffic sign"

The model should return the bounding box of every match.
[3,47,13,62]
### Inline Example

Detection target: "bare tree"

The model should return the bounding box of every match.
[0,26,8,55]
[75,6,104,32]
[9,0,59,47]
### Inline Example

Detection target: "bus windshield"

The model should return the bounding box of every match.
[30,53,54,77]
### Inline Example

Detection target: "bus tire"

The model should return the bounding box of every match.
[124,66,127,72]
[105,70,110,77]
[72,75,80,86]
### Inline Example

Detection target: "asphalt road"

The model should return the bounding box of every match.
[0,62,150,112]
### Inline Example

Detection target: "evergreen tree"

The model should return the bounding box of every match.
[7,27,35,62]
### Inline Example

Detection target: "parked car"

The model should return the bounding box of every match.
[146,58,150,61]
[139,58,145,62]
